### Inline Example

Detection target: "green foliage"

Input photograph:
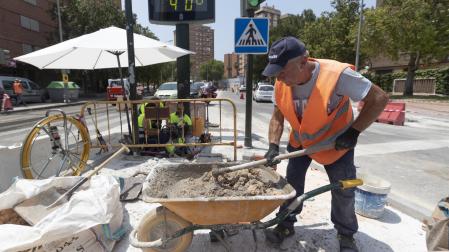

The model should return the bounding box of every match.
[363,0,441,61]
[48,0,161,92]
[362,0,449,95]
[303,0,360,62]
[252,54,268,82]
[200,60,224,81]
[362,72,403,92]
[255,1,361,80]
[269,10,316,44]
[254,10,317,80]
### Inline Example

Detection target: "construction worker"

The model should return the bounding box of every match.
[262,37,388,251]
[137,98,164,143]
[166,102,192,156]
[12,79,26,106]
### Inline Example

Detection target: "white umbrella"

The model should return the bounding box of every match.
[14,26,192,69]
[14,26,192,140]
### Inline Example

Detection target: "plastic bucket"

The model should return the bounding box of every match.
[355,172,391,219]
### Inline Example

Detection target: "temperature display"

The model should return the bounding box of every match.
[149,0,215,24]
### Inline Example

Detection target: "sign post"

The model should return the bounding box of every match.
[235,17,269,148]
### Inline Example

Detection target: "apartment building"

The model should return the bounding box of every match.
[223,53,239,79]
[0,0,58,61]
[254,4,281,29]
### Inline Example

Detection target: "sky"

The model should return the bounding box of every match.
[126,0,376,61]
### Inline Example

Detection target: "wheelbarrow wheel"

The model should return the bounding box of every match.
[136,206,193,252]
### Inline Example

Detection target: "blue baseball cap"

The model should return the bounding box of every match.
[262,37,307,77]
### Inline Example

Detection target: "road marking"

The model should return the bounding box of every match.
[356,139,449,156]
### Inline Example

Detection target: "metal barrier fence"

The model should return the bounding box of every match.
[79,98,237,160]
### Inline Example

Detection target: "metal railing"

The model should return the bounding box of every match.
[79,98,238,160]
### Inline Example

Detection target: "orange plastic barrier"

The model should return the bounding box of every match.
[376,102,405,126]
[357,101,405,126]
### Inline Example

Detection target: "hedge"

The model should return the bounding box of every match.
[363,67,449,95]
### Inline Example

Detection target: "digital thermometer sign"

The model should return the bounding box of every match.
[148,0,215,24]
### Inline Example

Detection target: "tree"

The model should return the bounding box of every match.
[362,0,449,95]
[302,0,360,62]
[199,60,224,82]
[49,0,160,93]
[253,10,317,82]
[270,10,316,44]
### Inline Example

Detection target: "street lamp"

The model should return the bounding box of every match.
[355,0,364,71]
[165,40,174,80]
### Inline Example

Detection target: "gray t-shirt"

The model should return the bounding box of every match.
[273,61,372,116]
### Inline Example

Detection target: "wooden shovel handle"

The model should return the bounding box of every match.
[212,143,335,176]
[84,144,130,179]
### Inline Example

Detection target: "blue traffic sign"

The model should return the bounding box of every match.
[234,18,269,54]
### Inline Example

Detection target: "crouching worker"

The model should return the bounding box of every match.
[137,97,165,144]
[166,102,192,156]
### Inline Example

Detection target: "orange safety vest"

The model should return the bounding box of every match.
[13,82,23,94]
[274,58,354,165]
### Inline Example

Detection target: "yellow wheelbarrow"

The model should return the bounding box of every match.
[129,160,363,252]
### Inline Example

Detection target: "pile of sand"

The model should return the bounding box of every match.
[165,169,285,198]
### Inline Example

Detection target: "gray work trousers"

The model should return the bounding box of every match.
[277,144,359,236]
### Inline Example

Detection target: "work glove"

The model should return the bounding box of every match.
[264,143,281,167]
[335,127,360,150]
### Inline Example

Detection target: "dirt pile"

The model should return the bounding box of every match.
[0,209,29,225]
[166,169,285,198]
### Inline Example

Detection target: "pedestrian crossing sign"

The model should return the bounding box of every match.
[234,18,269,54]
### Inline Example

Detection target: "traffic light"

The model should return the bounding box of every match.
[241,0,265,17]
[247,0,265,8]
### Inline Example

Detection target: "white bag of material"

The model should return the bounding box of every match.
[0,175,124,252]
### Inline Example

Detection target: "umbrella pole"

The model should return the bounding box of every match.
[114,53,133,140]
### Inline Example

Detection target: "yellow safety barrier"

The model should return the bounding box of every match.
[80,98,238,160]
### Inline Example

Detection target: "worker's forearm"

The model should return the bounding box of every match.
[268,110,284,145]
[352,84,389,132]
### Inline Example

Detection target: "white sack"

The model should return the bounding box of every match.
[0,176,123,252]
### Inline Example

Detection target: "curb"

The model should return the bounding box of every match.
[0,101,86,128]
[387,192,432,222]
[0,117,45,129]
[5,101,86,114]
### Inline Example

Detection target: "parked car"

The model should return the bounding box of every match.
[190,82,205,98]
[253,84,274,102]
[254,81,271,90]
[0,76,46,103]
[154,82,178,99]
[239,84,246,92]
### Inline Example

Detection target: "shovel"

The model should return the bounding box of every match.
[212,143,335,177]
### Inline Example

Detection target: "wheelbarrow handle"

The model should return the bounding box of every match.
[212,143,335,176]
[285,179,363,212]
[340,179,363,189]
